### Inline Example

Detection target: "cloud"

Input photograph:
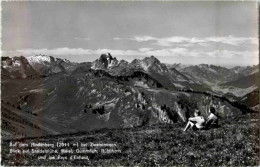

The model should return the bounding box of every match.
[207,50,259,59]
[130,35,258,47]
[14,47,192,57]
[138,48,153,52]
[204,36,258,46]
[74,37,91,40]
[131,36,157,42]
[113,37,121,40]
[16,48,94,55]
[113,37,131,40]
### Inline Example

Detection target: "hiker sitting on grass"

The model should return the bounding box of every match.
[205,106,219,128]
[183,110,205,132]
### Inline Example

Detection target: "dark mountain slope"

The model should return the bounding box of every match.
[1,56,40,79]
[239,88,259,108]
[181,64,233,83]
[220,72,259,89]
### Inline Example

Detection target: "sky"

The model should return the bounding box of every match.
[2,1,259,66]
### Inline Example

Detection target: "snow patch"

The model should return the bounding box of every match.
[13,60,21,67]
[173,83,185,88]
[125,92,131,96]
[140,61,149,71]
[27,55,51,64]
[176,76,188,82]
[134,81,149,88]
[207,67,217,73]
[29,89,43,93]
[241,96,248,101]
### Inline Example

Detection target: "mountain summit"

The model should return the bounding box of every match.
[1,56,38,79]
[129,56,168,73]
[91,53,119,69]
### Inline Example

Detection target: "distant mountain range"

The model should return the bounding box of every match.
[1,53,258,139]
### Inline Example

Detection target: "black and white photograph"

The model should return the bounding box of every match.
[1,1,259,166]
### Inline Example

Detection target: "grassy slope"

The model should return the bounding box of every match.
[2,113,259,166]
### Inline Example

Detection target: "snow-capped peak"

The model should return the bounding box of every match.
[27,54,52,64]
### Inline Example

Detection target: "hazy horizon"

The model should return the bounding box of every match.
[2,1,259,66]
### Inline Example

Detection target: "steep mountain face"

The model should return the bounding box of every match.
[118,59,129,66]
[168,67,191,82]
[220,72,259,89]
[91,53,119,70]
[91,53,172,74]
[230,66,247,74]
[91,55,174,90]
[28,54,77,76]
[101,55,211,91]
[128,56,178,90]
[230,65,259,76]
[181,64,234,84]
[2,55,79,79]
[71,62,92,75]
[168,67,212,92]
[129,56,168,73]
[1,56,39,79]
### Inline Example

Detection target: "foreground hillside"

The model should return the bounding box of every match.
[1,72,243,139]
[1,113,259,166]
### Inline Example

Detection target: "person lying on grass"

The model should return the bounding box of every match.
[205,106,219,128]
[183,110,205,132]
